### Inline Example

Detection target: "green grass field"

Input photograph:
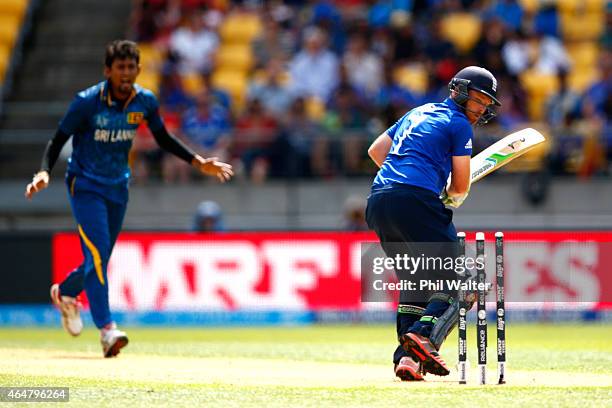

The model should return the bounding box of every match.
[1,324,611,407]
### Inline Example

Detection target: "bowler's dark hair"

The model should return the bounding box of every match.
[104,40,140,67]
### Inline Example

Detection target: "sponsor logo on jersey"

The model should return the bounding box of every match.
[127,112,144,125]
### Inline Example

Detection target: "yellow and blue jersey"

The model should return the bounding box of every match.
[372,98,473,195]
[59,80,164,185]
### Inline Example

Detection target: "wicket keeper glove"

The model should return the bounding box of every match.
[440,188,468,208]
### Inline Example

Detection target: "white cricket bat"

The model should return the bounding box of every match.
[448,128,546,188]
[469,127,545,183]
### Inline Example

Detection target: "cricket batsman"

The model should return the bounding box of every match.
[365,66,500,380]
[24,40,233,357]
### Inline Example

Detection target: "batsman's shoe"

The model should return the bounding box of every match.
[401,332,450,376]
[394,356,424,381]
[100,323,129,358]
[50,284,83,337]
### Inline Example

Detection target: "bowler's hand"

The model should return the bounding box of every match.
[192,156,234,183]
[25,171,50,200]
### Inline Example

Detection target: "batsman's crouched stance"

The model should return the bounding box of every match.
[365,66,500,381]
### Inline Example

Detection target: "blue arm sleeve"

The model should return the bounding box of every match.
[143,90,164,132]
[450,118,474,156]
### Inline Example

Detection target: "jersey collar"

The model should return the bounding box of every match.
[99,80,138,110]
[444,97,462,112]
[444,97,469,119]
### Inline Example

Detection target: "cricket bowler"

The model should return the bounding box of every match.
[365,66,500,381]
[24,40,233,357]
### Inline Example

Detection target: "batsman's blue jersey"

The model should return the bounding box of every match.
[59,81,164,186]
[372,98,473,195]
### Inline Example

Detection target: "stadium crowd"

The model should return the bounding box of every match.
[127,0,611,183]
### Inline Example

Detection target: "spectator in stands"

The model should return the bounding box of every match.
[309,0,346,53]
[485,0,524,31]
[391,19,419,63]
[423,18,457,62]
[321,84,368,176]
[234,98,280,183]
[132,105,182,183]
[582,50,611,118]
[289,26,340,102]
[546,69,581,131]
[368,0,393,28]
[531,32,571,75]
[201,71,232,111]
[503,28,571,76]
[343,32,384,98]
[276,97,324,178]
[193,200,224,232]
[532,2,559,38]
[169,9,219,74]
[164,89,231,183]
[473,18,508,75]
[158,62,192,112]
[342,195,368,231]
[130,0,166,42]
[495,75,528,131]
[252,9,297,67]
[247,58,294,117]
[374,62,417,113]
[575,52,611,176]
[416,58,451,105]
[602,92,612,164]
[602,4,612,50]
[131,0,182,42]
[371,26,395,63]
[501,28,530,76]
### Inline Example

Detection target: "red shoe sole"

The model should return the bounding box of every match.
[401,333,450,376]
[395,365,424,381]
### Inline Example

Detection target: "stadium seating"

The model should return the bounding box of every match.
[211,69,247,107]
[518,0,539,14]
[556,0,607,13]
[305,97,326,121]
[215,44,254,72]
[181,72,204,96]
[139,43,165,69]
[0,15,21,49]
[0,44,10,82]
[566,41,600,92]
[0,0,28,21]
[567,68,600,93]
[394,63,428,94]
[519,70,560,120]
[219,12,262,44]
[211,10,262,111]
[0,0,29,84]
[559,0,606,42]
[567,42,600,69]
[137,43,164,94]
[440,13,482,54]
